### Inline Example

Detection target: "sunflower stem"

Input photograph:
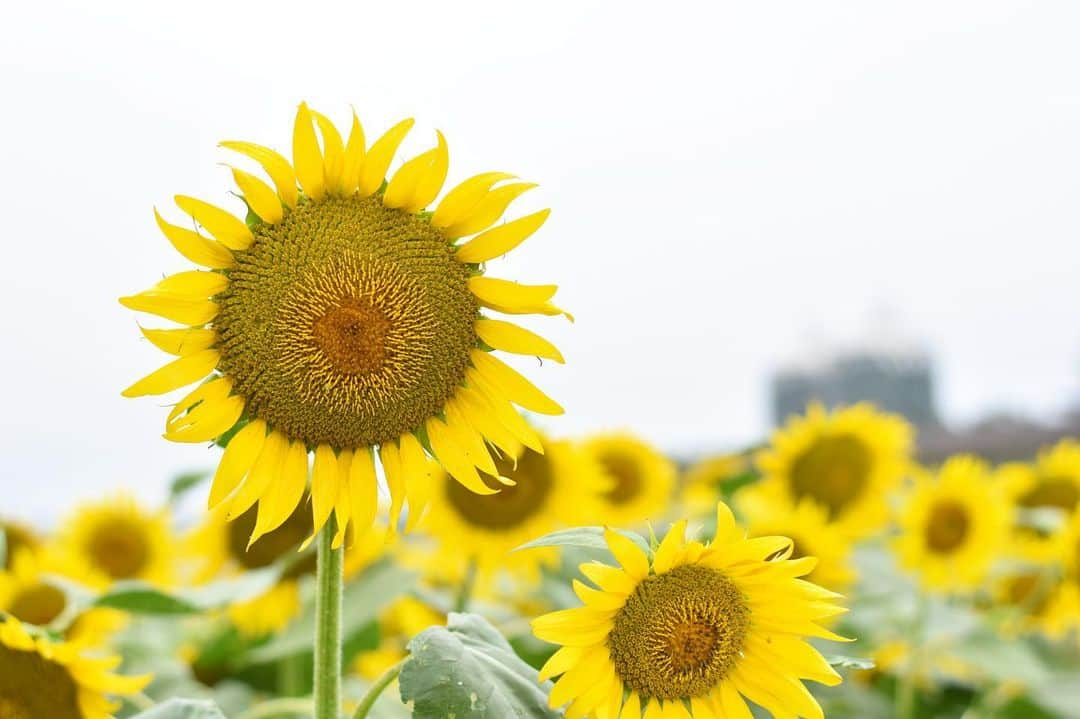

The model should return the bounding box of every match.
[453,558,477,613]
[896,594,927,719]
[314,518,344,719]
[351,658,405,719]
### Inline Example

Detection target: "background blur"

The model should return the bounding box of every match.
[2,0,1079,521]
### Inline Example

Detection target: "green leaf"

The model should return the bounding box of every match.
[245,560,414,665]
[128,698,227,719]
[949,629,1050,687]
[514,526,650,554]
[95,566,281,615]
[825,654,875,670]
[399,612,561,719]
[169,471,210,502]
[95,585,200,615]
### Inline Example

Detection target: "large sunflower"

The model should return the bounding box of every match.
[121,103,566,548]
[0,520,39,571]
[51,495,174,589]
[532,502,846,719]
[422,434,608,580]
[0,616,149,719]
[894,456,1011,592]
[753,402,913,538]
[583,433,676,528]
[999,439,1080,561]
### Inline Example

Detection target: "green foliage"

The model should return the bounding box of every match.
[95,566,282,616]
[399,612,560,719]
[168,471,210,503]
[128,698,227,719]
[513,525,650,554]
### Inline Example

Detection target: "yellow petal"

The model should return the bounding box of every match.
[383,137,441,210]
[619,693,641,719]
[154,209,234,269]
[332,450,354,549]
[249,440,309,546]
[139,326,216,356]
[470,350,563,415]
[408,130,449,212]
[538,646,586,682]
[443,182,536,239]
[379,442,406,533]
[475,319,563,363]
[358,118,414,196]
[228,431,288,520]
[426,417,497,496]
[169,377,224,426]
[689,697,717,719]
[308,444,340,542]
[348,449,379,539]
[119,291,218,326]
[209,419,267,510]
[155,270,228,297]
[431,172,514,228]
[312,110,345,193]
[441,410,498,475]
[643,699,663,719]
[164,394,244,444]
[399,433,436,531]
[175,196,253,251]
[340,111,366,194]
[121,349,219,398]
[604,528,649,582]
[459,381,543,454]
[653,520,687,575]
[448,392,521,458]
[455,209,550,264]
[468,276,557,307]
[292,102,325,201]
[219,141,298,208]
[230,167,283,224]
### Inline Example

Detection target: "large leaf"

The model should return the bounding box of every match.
[514,526,650,554]
[399,612,560,719]
[128,698,226,719]
[245,560,414,664]
[95,566,281,615]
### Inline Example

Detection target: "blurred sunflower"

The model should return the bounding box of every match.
[533,503,846,719]
[992,568,1077,641]
[422,435,608,580]
[51,495,173,589]
[999,439,1080,561]
[0,519,39,570]
[121,103,567,549]
[752,402,913,537]
[895,456,1011,592]
[353,596,444,680]
[0,615,149,719]
[0,549,126,645]
[583,433,675,528]
[681,453,750,515]
[740,498,856,591]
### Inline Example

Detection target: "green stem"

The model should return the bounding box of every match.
[351,659,405,719]
[314,518,344,719]
[278,653,306,697]
[236,698,314,719]
[896,595,927,719]
[453,559,477,613]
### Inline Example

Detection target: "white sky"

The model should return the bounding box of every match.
[2,1,1079,521]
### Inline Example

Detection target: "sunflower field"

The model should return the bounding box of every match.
[2,104,1079,719]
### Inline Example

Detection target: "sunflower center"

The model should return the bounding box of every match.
[8,583,67,627]
[88,519,150,580]
[215,196,478,449]
[1018,477,1079,513]
[1004,573,1050,615]
[445,449,553,529]
[0,645,81,719]
[789,434,872,518]
[925,501,970,554]
[599,453,643,505]
[228,498,314,570]
[608,564,749,700]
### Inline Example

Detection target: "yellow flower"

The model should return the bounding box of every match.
[0,549,127,645]
[680,453,749,516]
[121,103,567,549]
[895,456,1011,592]
[0,615,150,719]
[583,433,676,528]
[227,581,302,639]
[51,495,173,589]
[0,519,39,570]
[999,439,1080,561]
[422,435,609,580]
[353,596,444,680]
[740,498,856,591]
[753,402,914,538]
[532,503,846,719]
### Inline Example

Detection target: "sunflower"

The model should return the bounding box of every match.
[999,439,1080,562]
[532,502,846,719]
[739,498,855,591]
[680,453,750,516]
[422,434,608,580]
[0,520,39,570]
[0,549,126,645]
[753,402,914,538]
[121,103,566,549]
[894,456,1011,592]
[0,616,149,719]
[583,433,676,528]
[51,495,173,589]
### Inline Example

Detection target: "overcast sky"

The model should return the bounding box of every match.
[2,1,1079,521]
